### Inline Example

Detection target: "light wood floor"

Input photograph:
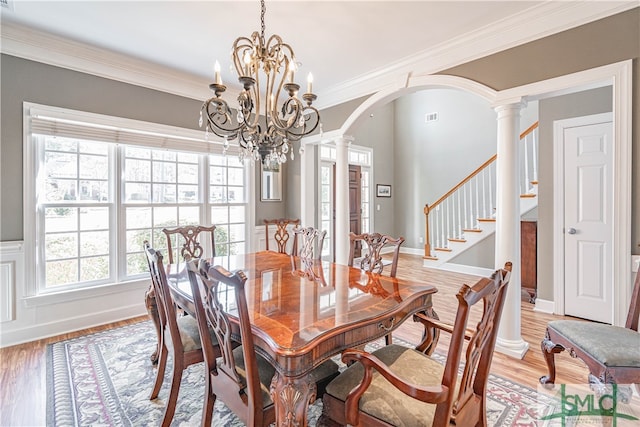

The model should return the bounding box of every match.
[0,254,593,426]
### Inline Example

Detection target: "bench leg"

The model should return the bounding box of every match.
[540,330,565,388]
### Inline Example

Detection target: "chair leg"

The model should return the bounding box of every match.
[539,332,564,388]
[385,333,393,346]
[150,342,168,400]
[201,374,216,427]
[161,362,184,427]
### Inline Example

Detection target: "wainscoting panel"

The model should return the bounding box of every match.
[0,241,22,323]
[0,261,15,322]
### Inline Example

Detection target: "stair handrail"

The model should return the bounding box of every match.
[423,121,538,258]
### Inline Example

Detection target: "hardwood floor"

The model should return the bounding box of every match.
[0,254,592,426]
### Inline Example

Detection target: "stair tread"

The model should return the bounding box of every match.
[477,218,496,222]
[447,238,467,243]
[434,247,453,252]
[520,193,536,198]
[462,228,482,233]
[423,255,439,261]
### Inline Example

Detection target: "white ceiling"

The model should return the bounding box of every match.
[1,1,636,108]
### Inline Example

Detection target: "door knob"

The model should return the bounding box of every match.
[567,227,577,235]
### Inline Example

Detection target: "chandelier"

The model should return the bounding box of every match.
[199,0,320,166]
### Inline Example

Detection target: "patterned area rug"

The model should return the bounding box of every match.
[47,320,553,426]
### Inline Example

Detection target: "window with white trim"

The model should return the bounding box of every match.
[320,161,333,260]
[27,104,250,295]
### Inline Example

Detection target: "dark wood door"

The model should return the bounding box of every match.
[332,164,363,259]
[349,165,362,258]
[521,220,537,302]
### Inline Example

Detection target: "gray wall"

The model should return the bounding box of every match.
[441,7,639,259]
[0,54,293,240]
[536,86,613,300]
[344,89,499,246]
[0,56,202,241]
[392,89,498,248]
[351,102,396,236]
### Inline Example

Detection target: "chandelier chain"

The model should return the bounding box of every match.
[260,0,266,42]
[200,0,320,166]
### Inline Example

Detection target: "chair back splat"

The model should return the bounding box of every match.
[292,226,326,260]
[162,225,216,263]
[348,232,405,277]
[187,257,339,426]
[625,267,640,331]
[143,241,208,427]
[264,218,300,253]
[187,258,273,427]
[319,263,511,427]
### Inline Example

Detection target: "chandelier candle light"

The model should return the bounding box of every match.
[199,0,320,167]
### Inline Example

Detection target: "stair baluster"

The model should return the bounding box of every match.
[423,122,539,261]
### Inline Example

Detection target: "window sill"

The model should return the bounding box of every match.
[22,278,150,308]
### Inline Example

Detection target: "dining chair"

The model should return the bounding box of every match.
[264,218,300,253]
[186,258,340,427]
[143,241,219,427]
[348,232,405,278]
[319,263,511,427]
[162,224,216,264]
[292,225,327,260]
[540,267,640,402]
[348,232,405,345]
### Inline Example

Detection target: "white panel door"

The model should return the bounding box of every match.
[563,117,613,323]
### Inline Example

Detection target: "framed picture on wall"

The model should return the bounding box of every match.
[376,184,391,198]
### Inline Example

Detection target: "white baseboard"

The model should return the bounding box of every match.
[437,262,494,277]
[0,304,147,348]
[400,247,424,256]
[533,298,554,314]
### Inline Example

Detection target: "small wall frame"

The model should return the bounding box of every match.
[376,184,391,198]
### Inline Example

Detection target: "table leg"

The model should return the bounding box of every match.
[414,307,440,356]
[270,372,316,427]
[144,285,161,365]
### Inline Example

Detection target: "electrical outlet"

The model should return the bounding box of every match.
[418,236,423,244]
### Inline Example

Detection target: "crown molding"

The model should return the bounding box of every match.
[317,1,638,109]
[0,21,225,102]
[1,2,636,109]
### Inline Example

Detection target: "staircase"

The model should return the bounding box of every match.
[423,123,538,268]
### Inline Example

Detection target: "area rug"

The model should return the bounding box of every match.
[47,320,554,426]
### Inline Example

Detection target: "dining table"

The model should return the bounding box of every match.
[145,251,440,426]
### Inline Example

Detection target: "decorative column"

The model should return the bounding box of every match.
[299,141,316,227]
[494,102,529,359]
[334,136,351,265]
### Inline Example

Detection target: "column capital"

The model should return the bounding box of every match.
[335,135,354,147]
[493,101,525,117]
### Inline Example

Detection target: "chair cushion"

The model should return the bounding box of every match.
[175,315,218,352]
[549,320,640,367]
[232,346,340,407]
[325,344,444,427]
[233,346,277,406]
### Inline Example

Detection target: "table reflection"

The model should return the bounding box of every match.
[166,251,429,351]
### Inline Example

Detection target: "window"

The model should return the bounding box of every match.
[209,154,247,256]
[26,103,251,296]
[40,136,114,289]
[320,162,333,260]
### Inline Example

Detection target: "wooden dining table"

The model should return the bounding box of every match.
[146,251,439,426]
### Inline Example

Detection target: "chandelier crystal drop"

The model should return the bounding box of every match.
[199,0,320,168]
